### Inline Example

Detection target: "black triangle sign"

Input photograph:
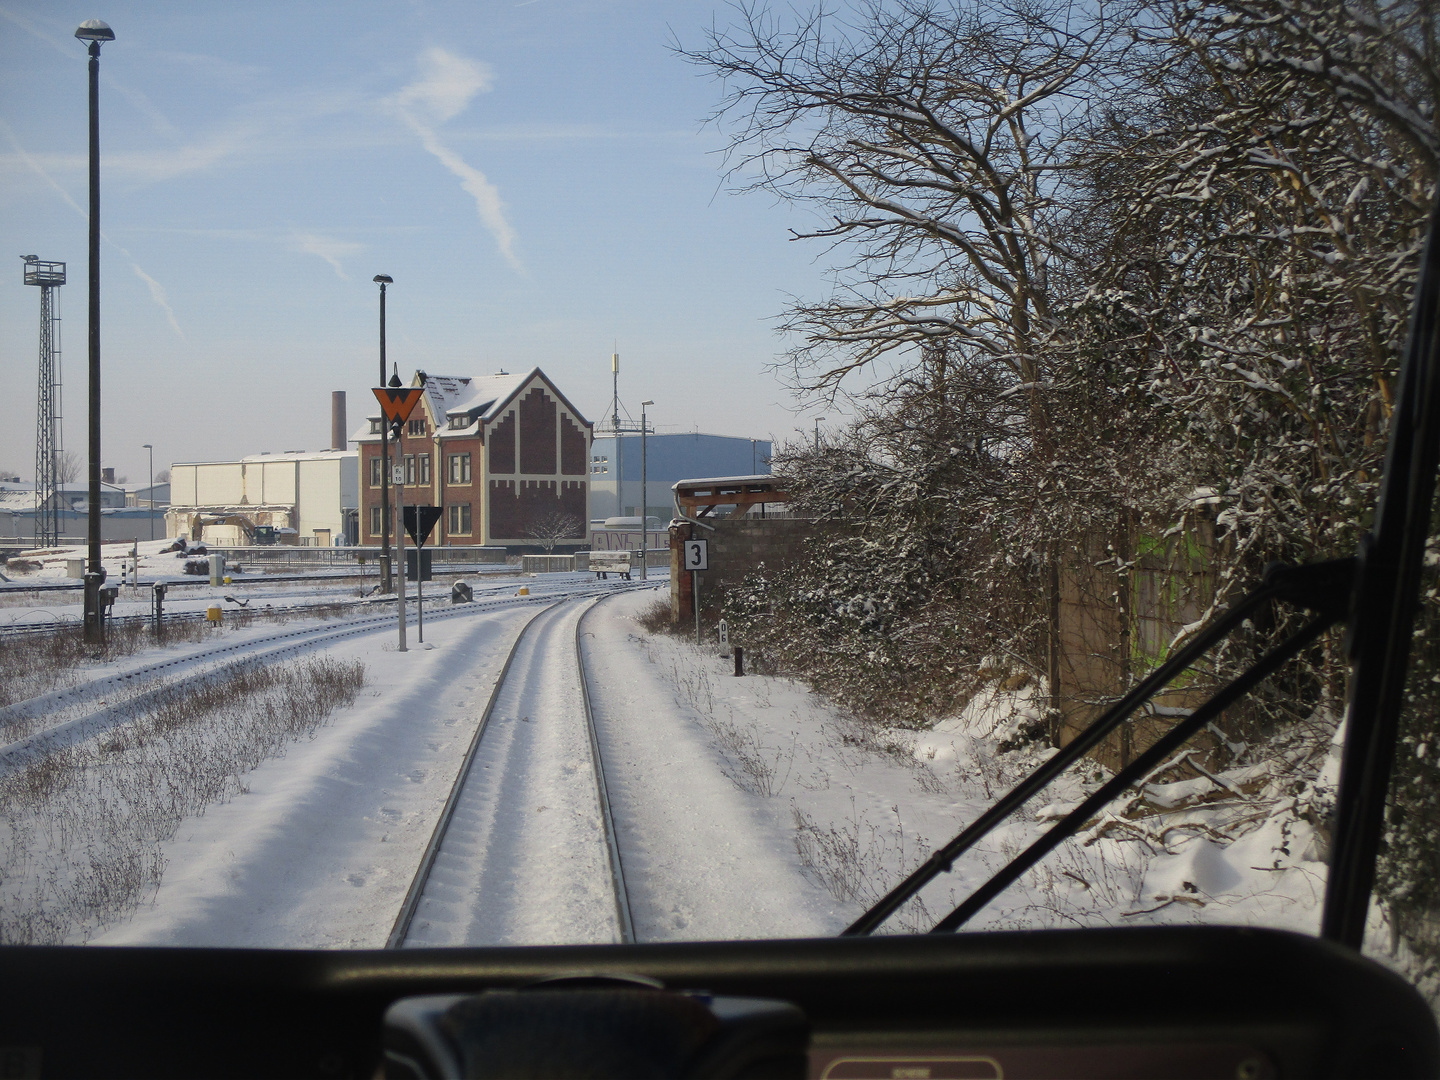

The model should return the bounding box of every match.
[404,505,444,546]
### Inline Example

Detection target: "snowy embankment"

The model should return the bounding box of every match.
[586,592,1333,938]
[17,584,1331,948]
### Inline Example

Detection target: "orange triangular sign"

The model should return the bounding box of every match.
[373,386,424,425]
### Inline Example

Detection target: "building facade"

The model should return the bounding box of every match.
[167,451,358,546]
[588,432,772,520]
[353,369,591,549]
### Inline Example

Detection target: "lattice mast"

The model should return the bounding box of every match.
[594,351,650,516]
[23,257,65,547]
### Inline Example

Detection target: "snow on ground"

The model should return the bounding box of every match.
[402,600,620,948]
[586,591,1330,938]
[584,590,840,940]
[52,578,1330,948]
[94,604,537,948]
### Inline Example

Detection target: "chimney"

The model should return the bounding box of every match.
[101,467,115,484]
[332,391,347,450]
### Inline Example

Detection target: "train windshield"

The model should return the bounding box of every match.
[3,0,1439,1020]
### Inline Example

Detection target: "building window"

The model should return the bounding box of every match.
[404,455,416,485]
[369,506,381,536]
[370,419,382,434]
[591,455,608,475]
[419,454,431,484]
[369,456,383,486]
[408,417,427,436]
[448,415,468,430]
[448,503,471,534]
[448,452,471,484]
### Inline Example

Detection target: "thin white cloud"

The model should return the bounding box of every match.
[1,7,177,137]
[292,231,365,280]
[0,5,73,58]
[132,265,186,341]
[391,49,521,272]
[395,48,494,125]
[0,117,87,217]
[2,119,186,340]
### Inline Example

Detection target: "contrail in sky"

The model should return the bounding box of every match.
[392,48,522,272]
[1,118,187,341]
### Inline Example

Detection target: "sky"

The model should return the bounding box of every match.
[0,0,843,486]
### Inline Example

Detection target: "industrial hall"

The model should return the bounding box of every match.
[353,369,592,549]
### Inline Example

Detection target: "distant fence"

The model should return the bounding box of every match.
[193,545,510,571]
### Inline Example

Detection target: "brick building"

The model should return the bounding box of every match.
[353,369,591,549]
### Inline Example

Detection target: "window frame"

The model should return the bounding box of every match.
[448,452,471,484]
[447,502,471,535]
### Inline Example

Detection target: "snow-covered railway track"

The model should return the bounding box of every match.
[387,592,641,948]
[0,580,655,778]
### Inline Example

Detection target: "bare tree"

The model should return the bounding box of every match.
[155,469,171,484]
[56,452,81,485]
[683,1,1136,447]
[526,511,582,554]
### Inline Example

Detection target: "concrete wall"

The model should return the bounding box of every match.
[670,517,820,622]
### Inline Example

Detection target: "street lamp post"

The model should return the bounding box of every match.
[142,443,153,541]
[374,275,393,593]
[640,400,654,581]
[389,369,407,653]
[76,19,113,645]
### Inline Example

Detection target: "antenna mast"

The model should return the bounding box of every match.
[23,256,66,547]
[594,351,651,517]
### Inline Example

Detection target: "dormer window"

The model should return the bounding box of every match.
[370,419,382,434]
[449,415,467,430]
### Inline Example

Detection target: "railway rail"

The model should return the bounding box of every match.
[0,579,657,777]
[387,591,642,948]
[0,573,626,638]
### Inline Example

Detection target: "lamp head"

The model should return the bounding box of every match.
[74,20,115,42]
[21,255,37,263]
[373,274,393,285]
[142,443,152,450]
[641,400,655,407]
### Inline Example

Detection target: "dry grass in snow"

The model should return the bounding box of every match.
[0,655,364,944]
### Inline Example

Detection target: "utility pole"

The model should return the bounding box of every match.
[77,20,114,645]
[640,400,654,580]
[374,275,393,592]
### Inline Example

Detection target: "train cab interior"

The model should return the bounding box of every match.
[7,148,1440,1080]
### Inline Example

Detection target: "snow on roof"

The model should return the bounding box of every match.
[671,474,784,490]
[417,373,476,423]
[238,450,354,463]
[352,368,556,442]
[172,451,355,466]
[0,489,40,509]
[444,369,536,423]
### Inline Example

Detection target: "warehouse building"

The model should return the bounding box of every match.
[588,432,772,521]
[166,450,359,546]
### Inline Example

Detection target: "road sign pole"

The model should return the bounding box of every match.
[417,547,424,643]
[396,474,407,653]
[694,569,700,646]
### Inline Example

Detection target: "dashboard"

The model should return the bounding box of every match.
[2,925,1434,1078]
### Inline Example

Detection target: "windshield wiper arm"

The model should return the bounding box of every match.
[843,558,1354,936]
